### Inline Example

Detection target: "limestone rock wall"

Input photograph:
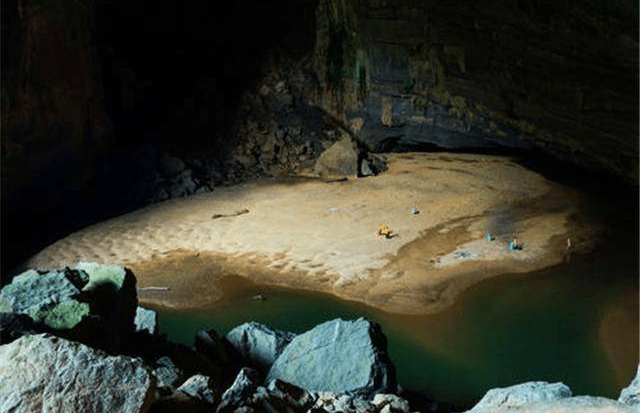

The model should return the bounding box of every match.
[311,0,638,183]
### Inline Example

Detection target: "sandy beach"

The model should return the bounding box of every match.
[25,152,603,315]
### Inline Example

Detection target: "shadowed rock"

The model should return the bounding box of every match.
[226,321,296,372]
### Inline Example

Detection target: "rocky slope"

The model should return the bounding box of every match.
[0,262,638,413]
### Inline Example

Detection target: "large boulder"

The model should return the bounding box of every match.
[467,396,635,413]
[313,136,359,179]
[0,333,154,413]
[0,268,89,328]
[466,381,572,412]
[462,381,634,413]
[266,318,397,397]
[620,365,640,409]
[0,262,138,350]
[225,321,296,372]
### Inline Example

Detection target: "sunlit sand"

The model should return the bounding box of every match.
[26,152,602,315]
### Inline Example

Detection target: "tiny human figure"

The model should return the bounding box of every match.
[509,236,522,251]
[563,237,574,264]
[376,224,393,239]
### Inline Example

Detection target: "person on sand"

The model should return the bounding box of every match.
[563,237,574,263]
[509,236,522,251]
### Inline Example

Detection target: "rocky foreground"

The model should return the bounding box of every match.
[0,263,638,413]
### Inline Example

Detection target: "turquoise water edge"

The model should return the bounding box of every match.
[150,241,638,410]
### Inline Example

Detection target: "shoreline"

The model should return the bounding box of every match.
[25,152,603,315]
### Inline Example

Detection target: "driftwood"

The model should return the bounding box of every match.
[212,208,250,219]
[137,286,170,292]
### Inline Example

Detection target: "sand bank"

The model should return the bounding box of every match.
[26,153,602,314]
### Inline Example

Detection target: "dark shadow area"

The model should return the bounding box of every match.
[1,1,318,278]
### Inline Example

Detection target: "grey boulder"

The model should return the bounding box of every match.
[314,136,359,179]
[0,333,154,413]
[468,396,635,413]
[266,317,397,397]
[225,321,296,371]
[0,268,89,329]
[0,262,138,350]
[466,381,572,412]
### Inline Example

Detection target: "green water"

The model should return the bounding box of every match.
[151,244,638,410]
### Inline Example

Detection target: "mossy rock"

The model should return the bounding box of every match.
[42,300,90,330]
[76,261,127,292]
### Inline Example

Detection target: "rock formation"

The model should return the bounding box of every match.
[0,262,137,350]
[226,321,297,373]
[266,317,397,397]
[0,333,155,413]
[1,262,638,412]
[465,381,635,413]
[314,136,360,179]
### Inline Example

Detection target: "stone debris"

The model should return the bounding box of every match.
[153,356,182,394]
[135,306,157,335]
[177,374,218,405]
[1,263,637,413]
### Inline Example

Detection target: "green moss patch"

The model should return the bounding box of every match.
[42,300,90,330]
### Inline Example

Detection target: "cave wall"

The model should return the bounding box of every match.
[2,0,114,274]
[311,0,639,182]
[1,0,637,274]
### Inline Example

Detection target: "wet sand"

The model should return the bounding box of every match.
[25,152,603,314]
